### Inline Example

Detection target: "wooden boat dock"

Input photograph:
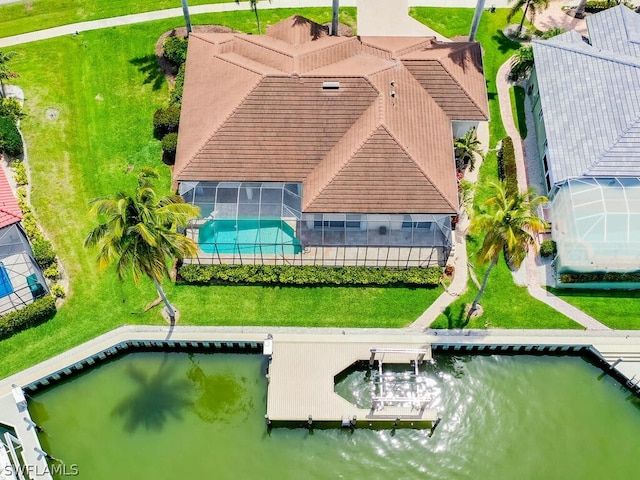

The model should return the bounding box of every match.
[265,335,439,428]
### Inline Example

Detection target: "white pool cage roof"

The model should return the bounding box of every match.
[551,177,640,273]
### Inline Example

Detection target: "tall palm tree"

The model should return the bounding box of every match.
[84,168,200,322]
[508,45,534,81]
[507,0,551,36]
[236,0,272,35]
[180,0,192,34]
[466,181,548,320]
[0,50,18,99]
[454,128,484,172]
[469,0,486,42]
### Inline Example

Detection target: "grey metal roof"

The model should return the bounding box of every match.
[532,6,640,186]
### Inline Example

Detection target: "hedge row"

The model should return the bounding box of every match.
[179,264,443,287]
[0,295,57,340]
[170,63,185,106]
[0,115,23,158]
[560,272,640,284]
[583,1,634,13]
[497,136,518,196]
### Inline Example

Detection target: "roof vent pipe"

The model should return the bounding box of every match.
[322,81,340,90]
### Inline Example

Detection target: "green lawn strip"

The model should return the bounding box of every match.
[0,9,424,379]
[510,85,527,139]
[0,0,232,38]
[547,288,640,330]
[414,8,578,329]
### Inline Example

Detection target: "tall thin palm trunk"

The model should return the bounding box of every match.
[331,0,339,36]
[180,0,192,34]
[469,0,486,42]
[154,278,176,322]
[467,257,497,321]
[254,7,261,35]
[518,0,532,35]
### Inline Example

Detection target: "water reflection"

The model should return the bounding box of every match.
[186,354,252,424]
[111,355,191,432]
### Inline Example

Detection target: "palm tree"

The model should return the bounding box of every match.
[507,0,551,36]
[0,50,18,99]
[236,0,272,35]
[508,45,534,82]
[454,128,484,172]
[469,0,486,42]
[466,181,548,321]
[180,0,192,34]
[84,167,200,322]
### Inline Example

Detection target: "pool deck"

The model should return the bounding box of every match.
[3,326,640,473]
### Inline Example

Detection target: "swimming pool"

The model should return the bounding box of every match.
[198,219,302,255]
[0,265,14,298]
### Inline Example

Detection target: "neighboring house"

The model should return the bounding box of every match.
[0,168,47,314]
[530,6,640,276]
[175,16,488,267]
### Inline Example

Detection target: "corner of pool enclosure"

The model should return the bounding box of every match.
[550,177,640,275]
[179,181,453,267]
[0,224,48,316]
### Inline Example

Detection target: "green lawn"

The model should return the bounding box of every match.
[510,85,528,139]
[547,288,640,330]
[414,8,580,329]
[0,8,432,379]
[0,0,233,38]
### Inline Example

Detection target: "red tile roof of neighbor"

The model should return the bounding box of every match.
[0,165,22,229]
[174,15,489,214]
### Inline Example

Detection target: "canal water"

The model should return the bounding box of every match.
[29,352,640,479]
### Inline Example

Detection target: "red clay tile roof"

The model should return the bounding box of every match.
[174,16,489,214]
[0,166,22,229]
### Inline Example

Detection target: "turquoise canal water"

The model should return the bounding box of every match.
[30,352,640,480]
[198,219,302,254]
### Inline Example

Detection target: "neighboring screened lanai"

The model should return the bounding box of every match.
[550,178,640,274]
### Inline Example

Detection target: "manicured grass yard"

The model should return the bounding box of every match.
[0,8,434,378]
[0,0,232,38]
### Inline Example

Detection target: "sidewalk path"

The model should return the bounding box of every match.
[495,59,610,331]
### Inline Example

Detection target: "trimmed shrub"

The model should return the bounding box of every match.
[16,187,31,214]
[0,115,23,158]
[0,98,26,123]
[583,1,634,13]
[163,35,188,66]
[540,239,557,257]
[50,284,66,298]
[21,212,42,241]
[32,238,57,268]
[497,136,518,196]
[560,272,640,284]
[0,295,57,340]
[170,63,186,106]
[161,132,178,164]
[12,160,28,185]
[43,263,60,280]
[178,264,443,287]
[153,105,181,138]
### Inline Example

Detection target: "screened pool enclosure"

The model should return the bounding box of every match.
[0,224,47,315]
[550,178,640,274]
[180,182,453,267]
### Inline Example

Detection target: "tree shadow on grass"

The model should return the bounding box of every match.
[491,30,522,54]
[129,55,165,91]
[441,302,470,329]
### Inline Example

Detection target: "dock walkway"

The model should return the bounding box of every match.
[266,336,437,426]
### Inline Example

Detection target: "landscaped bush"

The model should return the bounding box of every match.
[161,132,178,164]
[21,212,42,240]
[0,295,57,340]
[32,238,57,268]
[153,105,181,138]
[497,136,518,195]
[583,1,634,13]
[560,272,640,284]
[0,98,26,123]
[163,35,188,66]
[50,284,65,298]
[16,187,31,214]
[43,263,60,280]
[540,239,557,257]
[0,115,23,158]
[170,63,186,106]
[178,264,443,287]
[12,160,28,185]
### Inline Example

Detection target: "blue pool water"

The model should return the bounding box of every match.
[198,219,302,255]
[0,264,14,298]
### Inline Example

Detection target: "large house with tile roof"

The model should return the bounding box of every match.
[0,168,47,314]
[530,6,640,277]
[174,15,488,267]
